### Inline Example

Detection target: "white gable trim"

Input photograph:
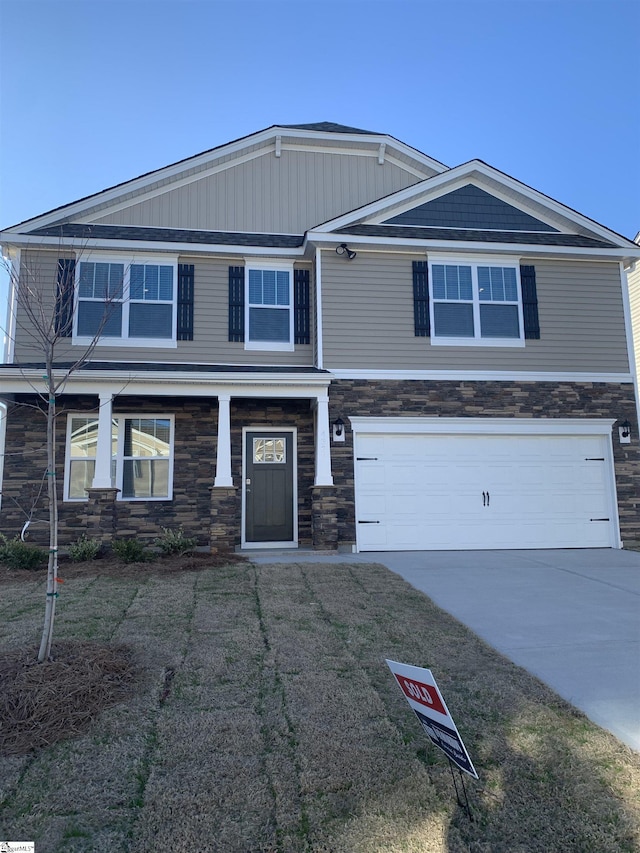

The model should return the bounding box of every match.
[314,160,638,251]
[3,126,445,236]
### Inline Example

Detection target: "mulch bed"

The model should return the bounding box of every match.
[0,641,138,756]
[0,549,247,584]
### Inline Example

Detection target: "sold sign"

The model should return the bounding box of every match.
[394,674,447,715]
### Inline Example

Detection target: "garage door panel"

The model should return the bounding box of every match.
[355,428,615,551]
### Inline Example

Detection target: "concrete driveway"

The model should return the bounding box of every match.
[249,548,640,751]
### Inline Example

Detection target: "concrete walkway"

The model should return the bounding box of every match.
[248,548,640,751]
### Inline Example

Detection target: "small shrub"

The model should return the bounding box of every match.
[111,538,149,564]
[0,535,48,571]
[154,526,197,555]
[68,535,102,563]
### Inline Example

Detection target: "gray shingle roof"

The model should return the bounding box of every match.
[337,224,616,248]
[3,362,329,375]
[29,223,305,248]
[280,122,378,135]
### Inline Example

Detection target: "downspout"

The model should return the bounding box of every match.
[620,260,640,435]
[315,247,323,369]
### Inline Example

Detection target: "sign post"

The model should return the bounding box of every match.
[386,659,477,818]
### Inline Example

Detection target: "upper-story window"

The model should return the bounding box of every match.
[74,257,178,347]
[429,257,525,347]
[244,261,294,351]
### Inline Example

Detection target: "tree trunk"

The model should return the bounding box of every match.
[38,371,58,662]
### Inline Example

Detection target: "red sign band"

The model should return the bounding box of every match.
[395,674,447,716]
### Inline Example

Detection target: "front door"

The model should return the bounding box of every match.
[244,430,296,546]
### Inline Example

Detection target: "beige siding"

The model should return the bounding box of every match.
[90,150,421,234]
[12,253,313,367]
[628,261,640,379]
[321,251,630,373]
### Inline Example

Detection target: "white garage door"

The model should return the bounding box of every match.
[354,425,617,551]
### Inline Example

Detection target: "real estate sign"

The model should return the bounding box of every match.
[386,659,478,778]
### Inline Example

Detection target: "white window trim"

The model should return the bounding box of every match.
[64,413,175,502]
[72,255,179,348]
[244,259,295,352]
[428,254,525,348]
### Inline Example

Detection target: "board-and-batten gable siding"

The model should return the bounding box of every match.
[88,150,421,234]
[11,253,314,367]
[628,261,640,379]
[321,251,630,373]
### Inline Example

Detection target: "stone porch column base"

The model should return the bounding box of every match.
[85,487,120,543]
[311,485,338,551]
[209,486,238,554]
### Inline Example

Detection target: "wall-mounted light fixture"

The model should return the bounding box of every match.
[619,420,631,444]
[336,243,356,261]
[332,417,345,443]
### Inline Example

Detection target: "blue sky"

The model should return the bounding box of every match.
[1,0,639,311]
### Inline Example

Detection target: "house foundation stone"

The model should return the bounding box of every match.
[209,486,238,553]
[311,485,339,550]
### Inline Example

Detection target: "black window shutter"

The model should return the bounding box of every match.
[413,260,430,336]
[177,263,194,341]
[228,266,245,342]
[55,258,75,337]
[520,265,540,340]
[294,268,310,345]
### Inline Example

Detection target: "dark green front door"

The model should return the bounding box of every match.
[244,431,295,543]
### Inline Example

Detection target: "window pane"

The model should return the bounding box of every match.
[78,263,94,298]
[490,267,505,301]
[77,301,122,337]
[124,418,171,457]
[262,270,276,305]
[477,267,490,300]
[503,268,518,301]
[95,263,110,299]
[276,271,290,305]
[480,304,520,337]
[253,437,286,463]
[458,266,472,300]
[159,266,173,301]
[146,265,160,300]
[129,303,173,338]
[69,460,95,499]
[434,303,474,337]
[122,459,169,498]
[248,269,262,303]
[432,265,446,299]
[130,265,145,300]
[70,417,98,457]
[108,264,124,298]
[445,265,459,300]
[249,307,290,342]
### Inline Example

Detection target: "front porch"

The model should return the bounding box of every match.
[0,365,339,553]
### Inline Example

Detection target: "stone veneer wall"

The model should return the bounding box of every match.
[327,380,640,547]
[0,395,217,547]
[0,395,316,551]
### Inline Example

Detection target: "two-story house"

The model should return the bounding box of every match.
[1,122,639,553]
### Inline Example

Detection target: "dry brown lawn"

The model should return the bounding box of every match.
[1,557,639,852]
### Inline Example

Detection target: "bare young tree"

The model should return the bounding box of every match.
[1,243,121,661]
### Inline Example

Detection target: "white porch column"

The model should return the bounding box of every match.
[214,394,233,487]
[314,394,334,486]
[92,392,114,488]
